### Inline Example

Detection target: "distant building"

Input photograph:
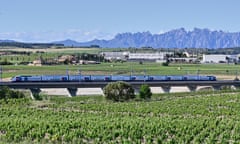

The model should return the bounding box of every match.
[102,52,129,61]
[58,55,74,63]
[183,52,197,58]
[169,57,198,63]
[102,51,173,61]
[79,60,100,65]
[28,59,42,66]
[129,53,164,60]
[202,54,239,63]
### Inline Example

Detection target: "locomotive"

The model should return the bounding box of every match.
[11,74,217,82]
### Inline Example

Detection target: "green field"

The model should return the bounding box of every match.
[1,90,240,143]
[2,62,240,80]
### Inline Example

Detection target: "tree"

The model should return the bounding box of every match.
[64,59,70,65]
[139,84,152,99]
[0,86,25,103]
[103,81,135,102]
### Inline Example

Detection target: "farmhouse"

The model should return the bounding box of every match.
[58,55,74,63]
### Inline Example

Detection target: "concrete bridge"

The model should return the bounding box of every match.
[1,80,240,97]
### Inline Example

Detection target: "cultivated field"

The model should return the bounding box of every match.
[1,90,240,143]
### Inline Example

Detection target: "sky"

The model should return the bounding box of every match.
[0,0,240,42]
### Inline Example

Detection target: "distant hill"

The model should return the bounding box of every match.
[0,40,16,43]
[0,40,63,48]
[56,28,240,48]
[53,39,81,47]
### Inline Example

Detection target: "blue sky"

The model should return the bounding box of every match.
[0,0,239,42]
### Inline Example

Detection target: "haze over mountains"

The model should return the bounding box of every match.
[2,28,240,48]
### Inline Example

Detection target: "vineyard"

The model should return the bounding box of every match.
[1,91,240,143]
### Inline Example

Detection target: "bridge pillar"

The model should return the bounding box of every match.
[130,85,141,95]
[161,86,171,93]
[67,88,78,97]
[100,86,106,96]
[231,85,239,90]
[30,88,41,100]
[212,85,221,91]
[188,85,197,92]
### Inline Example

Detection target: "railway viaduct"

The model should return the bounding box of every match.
[1,80,240,98]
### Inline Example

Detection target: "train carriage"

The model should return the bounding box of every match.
[11,75,42,82]
[41,75,68,82]
[111,75,131,81]
[147,75,167,81]
[11,74,217,82]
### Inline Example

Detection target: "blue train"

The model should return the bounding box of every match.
[11,74,217,82]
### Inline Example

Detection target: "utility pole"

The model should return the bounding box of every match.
[0,65,2,82]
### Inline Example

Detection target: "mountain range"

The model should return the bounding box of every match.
[56,28,240,48]
[2,28,240,48]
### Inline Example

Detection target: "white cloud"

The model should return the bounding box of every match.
[0,30,115,43]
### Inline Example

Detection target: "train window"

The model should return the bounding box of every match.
[62,77,67,81]
[131,77,136,80]
[105,77,110,81]
[16,77,21,81]
[84,77,90,81]
[149,77,154,80]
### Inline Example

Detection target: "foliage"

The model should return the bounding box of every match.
[103,81,135,102]
[33,93,43,101]
[161,62,169,66]
[139,84,152,99]
[0,58,13,65]
[0,86,25,101]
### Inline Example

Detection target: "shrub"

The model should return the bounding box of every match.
[103,81,135,102]
[0,86,25,100]
[139,84,152,99]
[162,62,169,66]
[0,58,13,65]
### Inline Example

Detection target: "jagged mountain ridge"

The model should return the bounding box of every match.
[58,28,240,48]
[2,28,240,48]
